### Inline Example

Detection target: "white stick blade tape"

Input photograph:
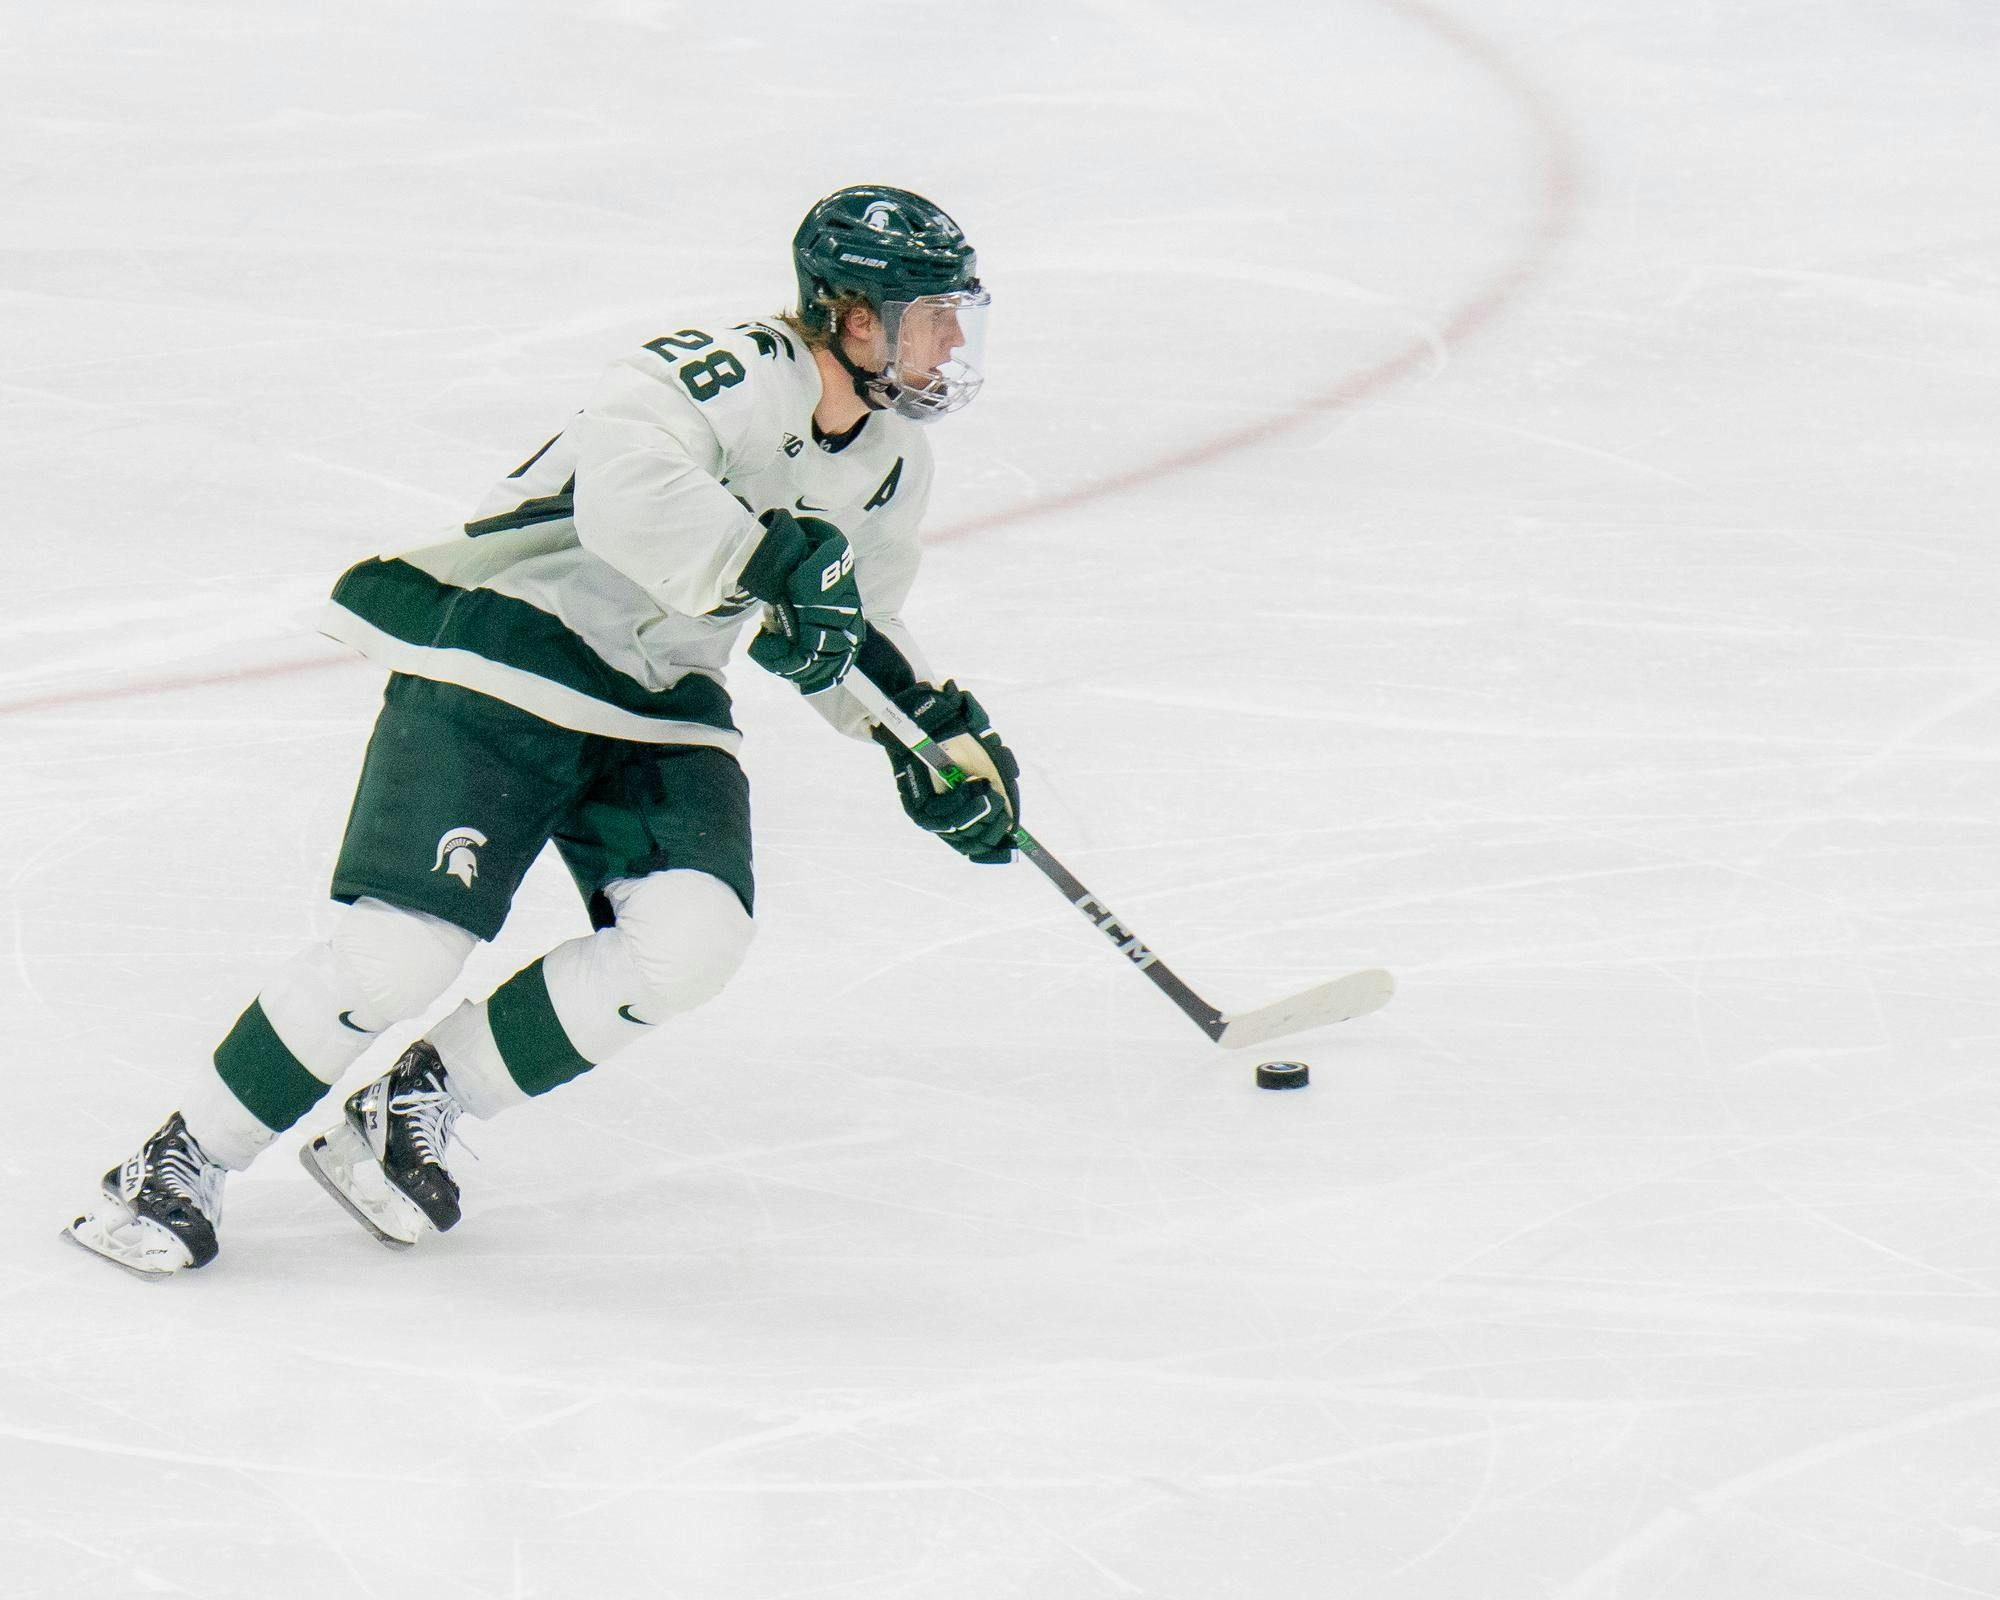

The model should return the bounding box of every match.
[1216,969,1395,1050]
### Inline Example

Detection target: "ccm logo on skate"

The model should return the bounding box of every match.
[432,827,488,889]
[1072,893,1158,970]
[819,547,855,591]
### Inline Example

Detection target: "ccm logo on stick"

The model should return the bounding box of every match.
[1072,893,1158,970]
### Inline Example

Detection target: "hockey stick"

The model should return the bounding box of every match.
[840,669,1394,1048]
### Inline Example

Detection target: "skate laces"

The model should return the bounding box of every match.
[389,1076,462,1171]
[150,1129,225,1223]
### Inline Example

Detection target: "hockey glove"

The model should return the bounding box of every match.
[874,680,1021,865]
[740,508,866,696]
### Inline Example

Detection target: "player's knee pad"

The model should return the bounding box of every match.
[603,869,754,1018]
[330,897,478,1031]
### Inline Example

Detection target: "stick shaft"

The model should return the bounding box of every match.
[844,671,1227,1039]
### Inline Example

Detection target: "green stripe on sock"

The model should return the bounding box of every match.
[213,1000,331,1132]
[486,958,595,1098]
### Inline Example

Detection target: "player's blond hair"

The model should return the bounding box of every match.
[780,292,874,353]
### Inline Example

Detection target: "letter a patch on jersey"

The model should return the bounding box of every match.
[864,457,904,512]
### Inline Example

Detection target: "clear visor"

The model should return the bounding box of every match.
[879,288,990,421]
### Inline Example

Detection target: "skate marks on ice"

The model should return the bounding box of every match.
[1548,1389,2000,1600]
[8,0,2000,1594]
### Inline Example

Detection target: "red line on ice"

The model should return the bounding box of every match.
[0,0,1578,721]
[928,0,1582,544]
[0,652,355,717]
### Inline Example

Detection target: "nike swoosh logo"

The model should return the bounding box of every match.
[794,495,832,513]
[617,1004,651,1025]
[337,1010,372,1034]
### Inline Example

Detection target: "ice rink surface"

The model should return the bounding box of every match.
[5,0,1998,1594]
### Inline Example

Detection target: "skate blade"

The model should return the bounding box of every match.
[299,1124,424,1250]
[61,1204,191,1280]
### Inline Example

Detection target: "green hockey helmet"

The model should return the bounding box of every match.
[792,184,979,335]
[791,185,990,421]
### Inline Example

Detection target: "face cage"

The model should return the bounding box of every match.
[872,288,990,421]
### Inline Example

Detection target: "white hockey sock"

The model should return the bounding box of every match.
[180,1063,280,1171]
[429,870,753,1115]
[199,900,477,1163]
[259,942,384,1084]
[428,999,529,1120]
[424,925,655,1116]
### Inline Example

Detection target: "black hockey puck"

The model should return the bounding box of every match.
[1255,1060,1309,1090]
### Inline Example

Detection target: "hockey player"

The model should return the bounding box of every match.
[64,184,1023,1277]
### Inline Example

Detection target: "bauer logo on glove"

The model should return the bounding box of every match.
[739,507,867,696]
[819,546,855,591]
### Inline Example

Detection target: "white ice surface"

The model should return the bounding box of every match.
[5,2,1999,1596]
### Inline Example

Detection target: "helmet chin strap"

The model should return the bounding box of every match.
[830,327,895,411]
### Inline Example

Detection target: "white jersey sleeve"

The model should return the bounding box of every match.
[806,436,937,741]
[567,329,815,619]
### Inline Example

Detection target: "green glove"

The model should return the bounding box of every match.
[739,509,866,696]
[874,681,1021,865]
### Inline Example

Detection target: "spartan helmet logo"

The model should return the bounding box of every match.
[862,200,899,232]
[432,827,488,889]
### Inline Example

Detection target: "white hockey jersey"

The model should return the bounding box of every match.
[322,316,934,750]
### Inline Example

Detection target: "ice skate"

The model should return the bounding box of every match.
[62,1112,226,1279]
[300,1040,465,1248]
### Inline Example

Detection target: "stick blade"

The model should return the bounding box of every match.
[1215,968,1395,1050]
